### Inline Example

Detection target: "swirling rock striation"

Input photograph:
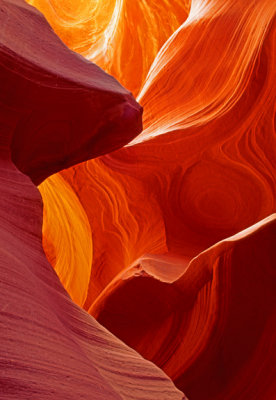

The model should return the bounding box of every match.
[91,215,276,399]
[6,0,275,398]
[0,1,185,399]
[0,162,185,400]
[40,0,276,311]
[26,0,190,96]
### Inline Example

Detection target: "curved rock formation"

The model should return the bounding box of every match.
[26,0,190,96]
[0,161,185,400]
[0,0,142,185]
[1,0,275,398]
[57,158,168,305]
[0,1,185,399]
[135,0,276,143]
[90,215,276,399]
[34,0,276,397]
[39,174,93,307]
[40,0,276,306]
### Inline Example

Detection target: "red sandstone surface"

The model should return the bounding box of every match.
[1,0,276,398]
[0,1,185,399]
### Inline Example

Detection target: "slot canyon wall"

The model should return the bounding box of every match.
[1,0,276,399]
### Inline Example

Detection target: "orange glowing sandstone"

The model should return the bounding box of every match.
[26,0,190,96]
[39,174,92,307]
[0,1,186,399]
[22,0,276,398]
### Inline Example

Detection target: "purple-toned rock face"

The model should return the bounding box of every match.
[0,160,184,400]
[1,0,276,399]
[0,0,142,185]
[0,1,185,399]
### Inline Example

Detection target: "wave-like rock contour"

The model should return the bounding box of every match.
[32,0,276,397]
[0,1,185,399]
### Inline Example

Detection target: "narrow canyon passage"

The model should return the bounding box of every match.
[1,0,276,399]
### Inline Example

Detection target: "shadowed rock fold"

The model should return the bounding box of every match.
[0,1,186,399]
[1,0,276,398]
[0,0,142,185]
[91,215,276,399]
[33,0,276,397]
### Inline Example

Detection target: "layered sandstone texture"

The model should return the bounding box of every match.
[1,0,276,399]
[0,1,186,399]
